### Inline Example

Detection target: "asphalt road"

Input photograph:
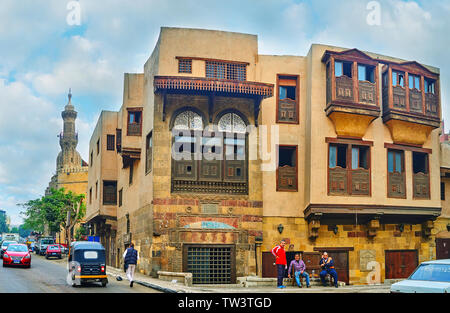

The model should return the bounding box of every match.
[0,253,160,293]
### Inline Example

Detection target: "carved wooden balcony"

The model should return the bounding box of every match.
[322,49,380,138]
[381,62,440,146]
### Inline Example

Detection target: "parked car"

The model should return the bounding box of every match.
[3,244,31,268]
[45,245,62,259]
[1,241,18,259]
[390,259,450,293]
[35,237,55,256]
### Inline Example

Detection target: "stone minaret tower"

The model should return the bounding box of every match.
[56,89,83,172]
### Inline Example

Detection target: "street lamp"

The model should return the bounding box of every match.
[277,224,284,234]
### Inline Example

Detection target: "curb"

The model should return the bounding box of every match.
[107,270,180,293]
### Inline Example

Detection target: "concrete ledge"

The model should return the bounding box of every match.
[237,276,346,288]
[157,271,193,287]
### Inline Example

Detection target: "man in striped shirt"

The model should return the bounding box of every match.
[271,240,287,289]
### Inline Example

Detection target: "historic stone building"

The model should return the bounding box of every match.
[85,27,450,285]
[45,90,88,243]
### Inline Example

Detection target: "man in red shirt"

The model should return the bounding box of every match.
[271,240,287,289]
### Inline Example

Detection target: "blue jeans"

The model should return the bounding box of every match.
[277,264,285,287]
[294,271,310,286]
[320,269,338,287]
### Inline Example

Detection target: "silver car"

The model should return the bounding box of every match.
[391,259,450,293]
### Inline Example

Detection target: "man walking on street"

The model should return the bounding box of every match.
[271,240,287,289]
[288,253,311,288]
[319,252,339,288]
[123,242,139,287]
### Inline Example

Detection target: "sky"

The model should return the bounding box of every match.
[0,0,449,225]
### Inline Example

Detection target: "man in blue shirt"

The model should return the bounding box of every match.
[123,242,139,287]
[319,252,339,288]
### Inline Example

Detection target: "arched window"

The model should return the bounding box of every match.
[218,112,246,133]
[173,110,203,130]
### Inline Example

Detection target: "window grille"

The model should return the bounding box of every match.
[178,59,192,73]
[106,135,115,151]
[206,61,246,81]
[186,246,233,284]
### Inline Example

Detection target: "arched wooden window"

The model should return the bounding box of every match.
[173,110,203,130]
[218,112,247,134]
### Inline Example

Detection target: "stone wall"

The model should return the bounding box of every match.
[262,216,450,285]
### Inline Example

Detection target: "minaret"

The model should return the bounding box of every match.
[57,89,83,171]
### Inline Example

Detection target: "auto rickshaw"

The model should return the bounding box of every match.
[67,241,108,287]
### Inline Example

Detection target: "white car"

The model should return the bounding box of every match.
[390,259,450,293]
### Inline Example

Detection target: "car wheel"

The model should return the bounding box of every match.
[101,281,107,287]
[2,263,5,267]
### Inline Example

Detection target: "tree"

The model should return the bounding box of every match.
[21,188,86,244]
[75,225,87,241]
[18,225,31,238]
[0,214,8,233]
[10,226,19,233]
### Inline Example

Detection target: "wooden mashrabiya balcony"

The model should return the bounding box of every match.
[154,76,274,98]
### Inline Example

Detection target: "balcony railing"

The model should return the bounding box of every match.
[127,123,141,136]
[413,172,430,199]
[387,172,406,198]
[358,81,377,105]
[154,76,274,98]
[425,93,439,118]
[350,169,370,195]
[329,167,370,196]
[328,167,348,195]
[277,165,297,191]
[335,76,354,101]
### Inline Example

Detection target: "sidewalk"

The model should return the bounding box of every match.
[105,266,391,293]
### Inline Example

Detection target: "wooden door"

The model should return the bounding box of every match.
[436,239,450,260]
[327,251,349,284]
[303,252,321,279]
[385,250,418,279]
[262,252,277,278]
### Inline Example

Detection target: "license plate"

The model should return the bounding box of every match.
[13,260,20,264]
[52,253,56,255]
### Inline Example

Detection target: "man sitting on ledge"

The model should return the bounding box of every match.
[319,252,339,288]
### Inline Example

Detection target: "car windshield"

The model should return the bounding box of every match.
[41,240,54,244]
[2,241,17,248]
[7,245,28,252]
[409,264,450,283]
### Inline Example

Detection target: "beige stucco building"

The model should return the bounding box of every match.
[85,27,450,285]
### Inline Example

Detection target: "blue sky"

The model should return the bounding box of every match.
[0,0,449,224]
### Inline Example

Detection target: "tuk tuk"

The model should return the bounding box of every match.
[67,241,108,287]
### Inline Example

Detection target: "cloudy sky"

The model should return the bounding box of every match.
[0,0,449,224]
